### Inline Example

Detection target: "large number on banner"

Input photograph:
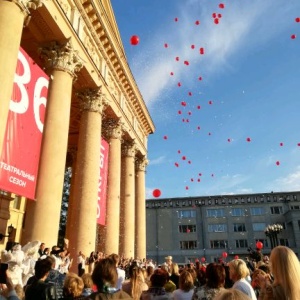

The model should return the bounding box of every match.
[10,50,48,133]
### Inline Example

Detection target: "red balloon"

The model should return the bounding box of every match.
[246,137,251,142]
[276,161,280,166]
[234,255,239,259]
[130,35,139,45]
[219,3,225,9]
[296,17,300,23]
[256,241,263,249]
[291,34,296,39]
[195,20,200,25]
[279,142,283,146]
[199,47,205,55]
[164,43,168,48]
[152,189,161,198]
[201,257,206,262]
[214,18,219,25]
[222,252,228,258]
[163,135,168,140]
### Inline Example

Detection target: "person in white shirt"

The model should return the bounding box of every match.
[229,259,257,300]
[109,253,125,290]
[173,270,194,300]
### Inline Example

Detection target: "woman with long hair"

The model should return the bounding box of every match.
[256,246,300,300]
[122,263,148,300]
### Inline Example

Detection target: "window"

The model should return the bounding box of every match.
[250,207,265,216]
[180,241,197,250]
[231,208,244,216]
[177,210,196,218]
[279,239,289,247]
[13,196,21,210]
[253,223,266,231]
[255,239,269,248]
[233,223,246,232]
[270,206,283,214]
[179,225,196,233]
[235,240,248,248]
[291,205,300,210]
[207,209,225,218]
[208,224,227,232]
[210,240,227,249]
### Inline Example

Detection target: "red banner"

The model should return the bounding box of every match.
[0,48,49,199]
[97,138,109,225]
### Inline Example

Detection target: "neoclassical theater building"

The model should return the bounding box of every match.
[0,0,154,260]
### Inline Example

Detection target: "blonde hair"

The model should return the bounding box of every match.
[171,263,180,276]
[63,272,84,297]
[229,259,249,280]
[81,272,93,288]
[214,288,252,300]
[179,270,194,292]
[130,266,146,300]
[270,246,300,300]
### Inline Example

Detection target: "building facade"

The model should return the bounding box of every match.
[146,191,300,264]
[0,0,154,261]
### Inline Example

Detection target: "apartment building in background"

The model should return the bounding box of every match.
[146,191,300,264]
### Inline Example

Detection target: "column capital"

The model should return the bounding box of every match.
[12,0,43,20]
[135,157,148,172]
[38,39,83,78]
[103,118,124,141]
[122,140,136,158]
[76,87,108,114]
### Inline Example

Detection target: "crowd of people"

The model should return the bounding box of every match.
[0,243,299,300]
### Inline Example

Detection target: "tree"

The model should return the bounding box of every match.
[58,166,72,246]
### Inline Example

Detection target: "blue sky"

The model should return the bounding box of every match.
[111,0,300,199]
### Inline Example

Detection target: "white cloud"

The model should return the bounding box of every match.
[129,0,297,111]
[200,173,250,196]
[268,166,300,192]
[149,156,166,165]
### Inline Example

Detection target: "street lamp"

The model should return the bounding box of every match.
[0,224,14,241]
[264,224,283,249]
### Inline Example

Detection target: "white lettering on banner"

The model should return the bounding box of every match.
[9,176,26,187]
[9,50,49,133]
[10,50,30,114]
[97,145,105,219]
[0,162,35,181]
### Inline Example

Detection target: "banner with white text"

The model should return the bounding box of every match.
[0,48,49,199]
[97,138,109,225]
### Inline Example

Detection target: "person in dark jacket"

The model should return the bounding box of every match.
[25,258,57,300]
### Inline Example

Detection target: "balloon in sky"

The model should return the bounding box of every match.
[152,189,161,198]
[130,35,139,45]
[291,34,296,39]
